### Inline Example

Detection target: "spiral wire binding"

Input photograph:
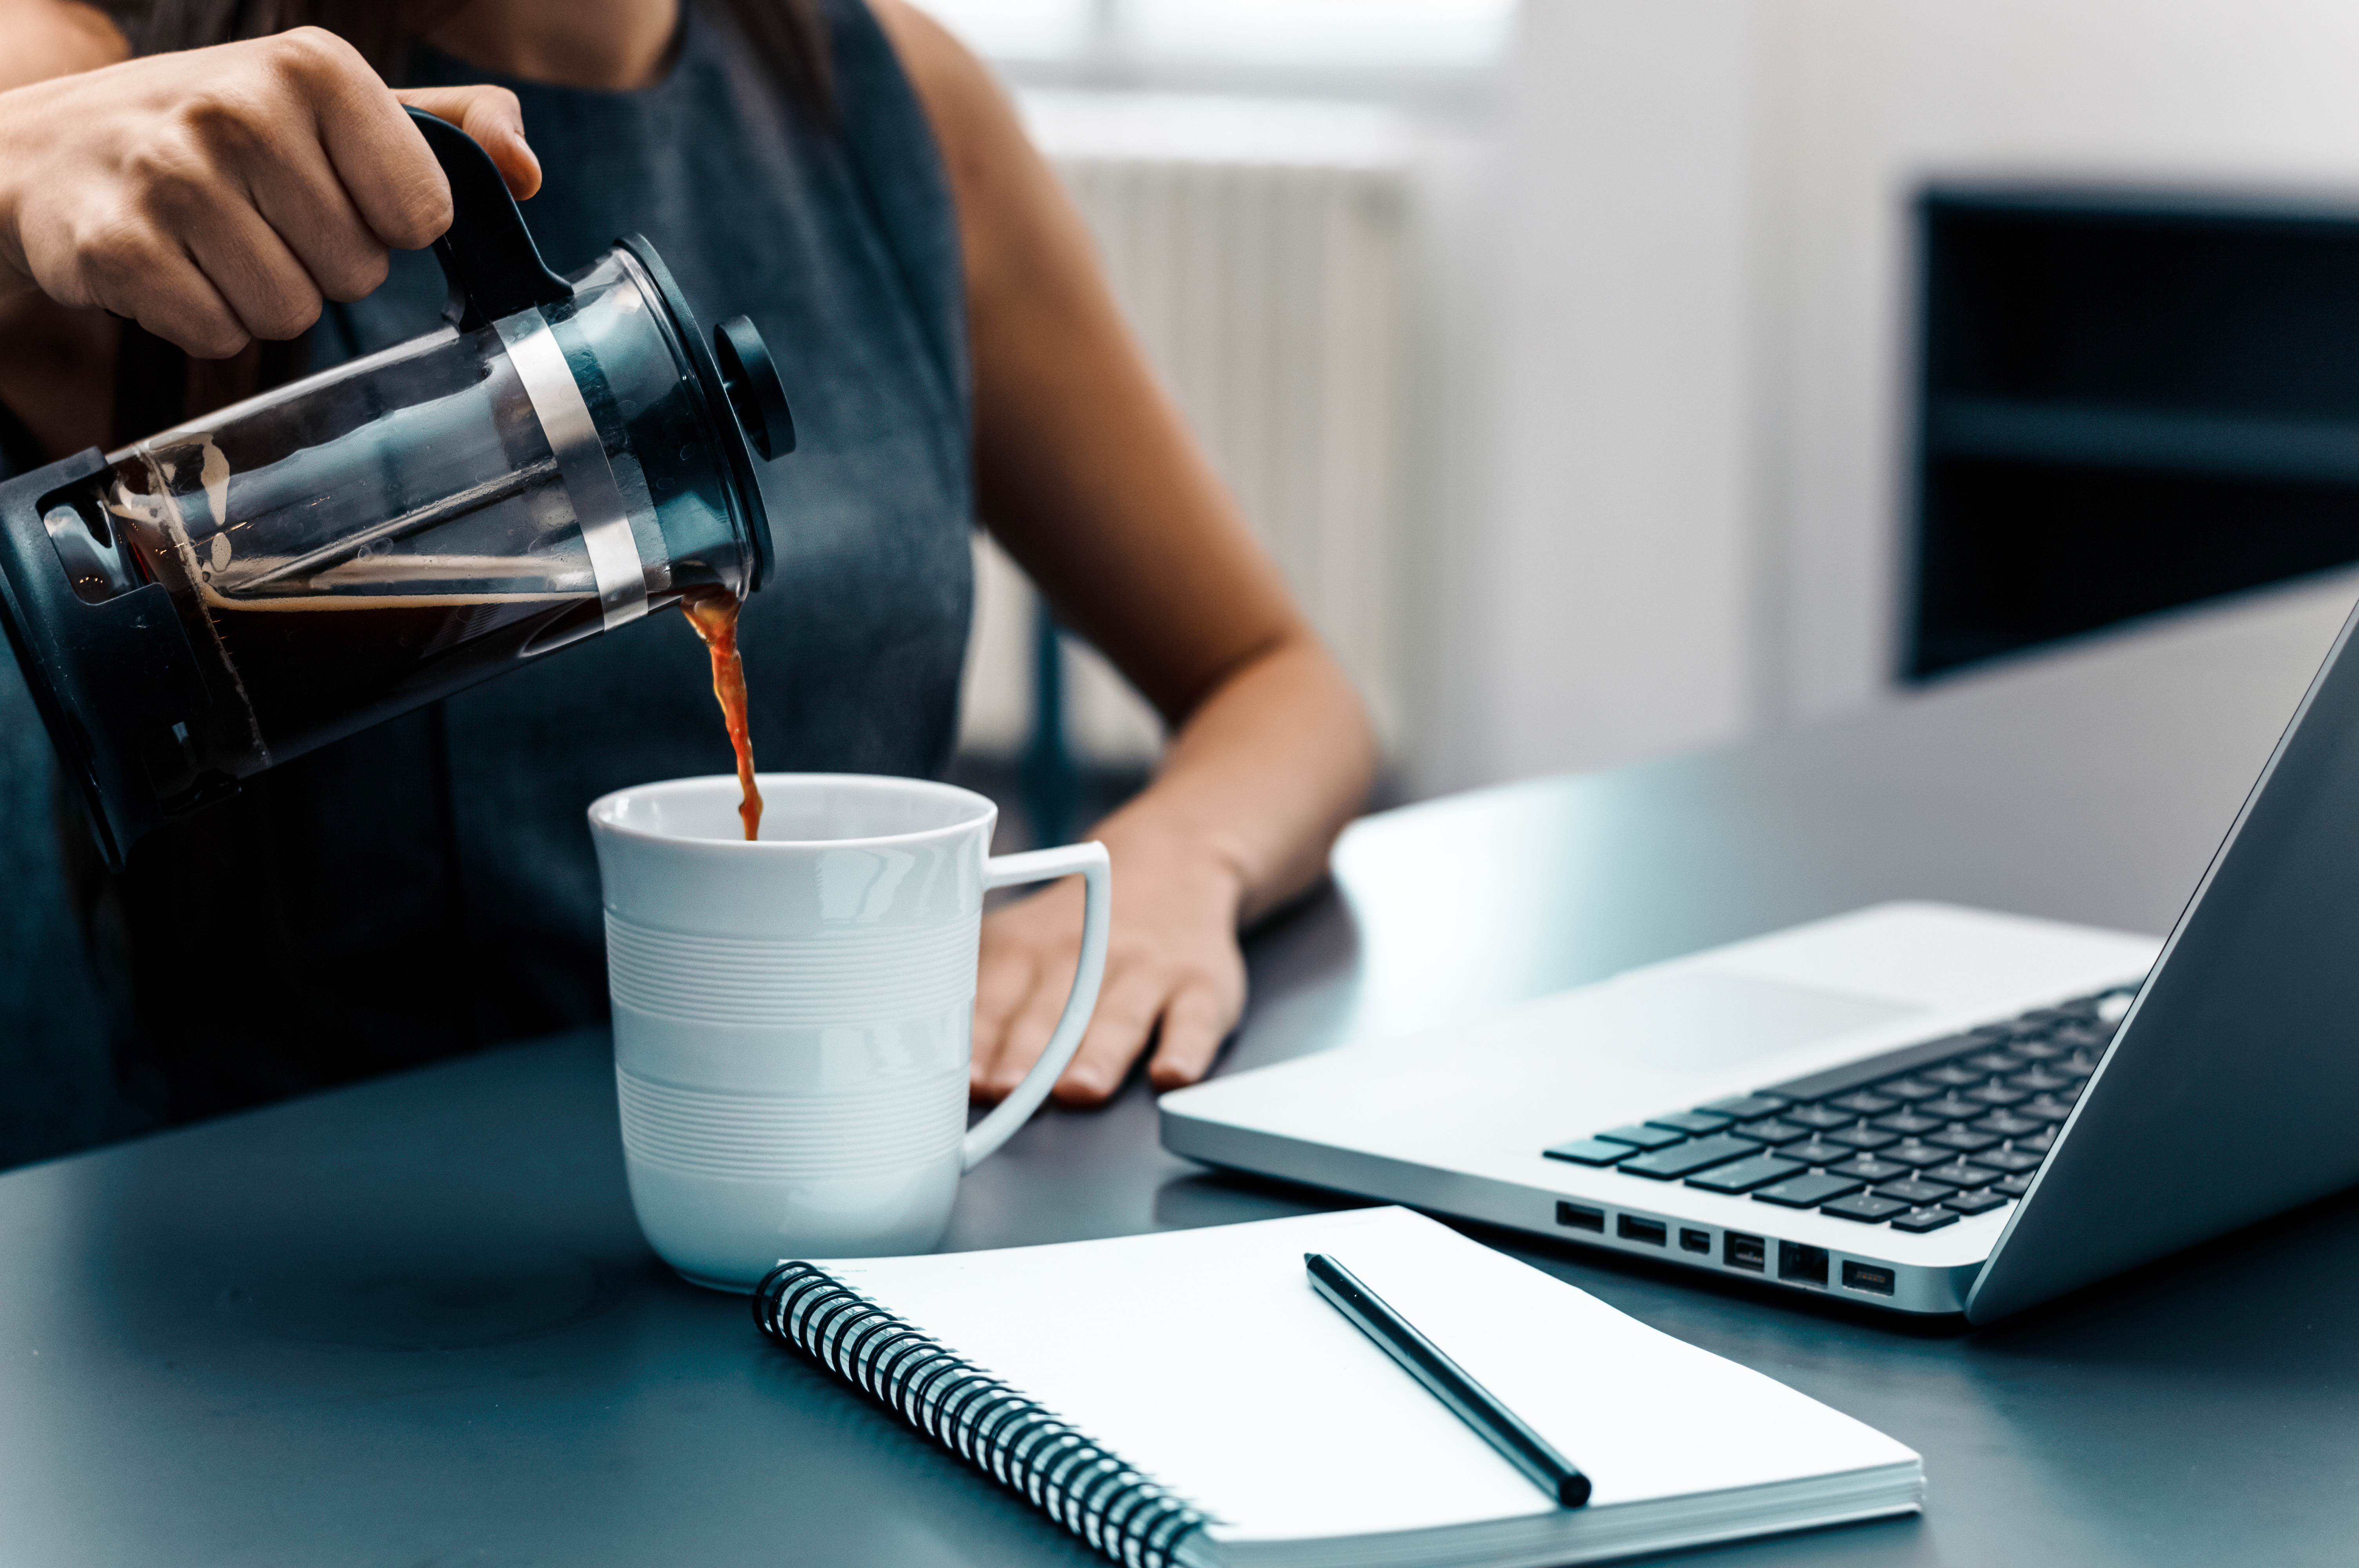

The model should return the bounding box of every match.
[755,1261,1210,1568]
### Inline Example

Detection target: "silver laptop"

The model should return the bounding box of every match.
[1162,599,2359,1321]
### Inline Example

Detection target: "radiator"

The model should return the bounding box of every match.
[960,92,1418,767]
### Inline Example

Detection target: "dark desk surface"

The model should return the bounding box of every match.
[8,577,2359,1568]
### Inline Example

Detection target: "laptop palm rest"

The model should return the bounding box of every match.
[1554,969,1920,1076]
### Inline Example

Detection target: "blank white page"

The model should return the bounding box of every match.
[815,1207,1916,1545]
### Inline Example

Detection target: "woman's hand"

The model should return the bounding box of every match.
[0,24,539,358]
[967,639,1372,1107]
[973,822,1249,1107]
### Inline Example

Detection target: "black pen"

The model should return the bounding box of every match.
[1305,1252,1591,1508]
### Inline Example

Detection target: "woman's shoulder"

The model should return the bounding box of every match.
[862,0,1001,122]
[854,0,1069,312]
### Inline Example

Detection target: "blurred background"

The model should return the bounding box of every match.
[935,0,2359,845]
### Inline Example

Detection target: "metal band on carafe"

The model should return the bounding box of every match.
[494,309,649,632]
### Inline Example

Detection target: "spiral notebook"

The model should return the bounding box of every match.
[754,1207,1923,1567]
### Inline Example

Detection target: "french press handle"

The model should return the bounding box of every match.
[404,106,573,331]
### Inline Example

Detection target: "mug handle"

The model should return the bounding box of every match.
[960,841,1113,1170]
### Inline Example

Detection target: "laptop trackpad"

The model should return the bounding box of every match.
[1563,969,1921,1074]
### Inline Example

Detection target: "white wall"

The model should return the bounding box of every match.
[1446,0,1766,791]
[1469,0,2359,789]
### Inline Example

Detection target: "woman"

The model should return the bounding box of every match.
[0,0,1374,1123]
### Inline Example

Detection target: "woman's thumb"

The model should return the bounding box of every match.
[393,84,541,199]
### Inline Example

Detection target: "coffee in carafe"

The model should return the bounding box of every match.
[0,108,797,867]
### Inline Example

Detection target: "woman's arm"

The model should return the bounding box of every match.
[0,0,120,93]
[870,0,1379,1106]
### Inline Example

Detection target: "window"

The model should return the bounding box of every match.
[913,0,1515,90]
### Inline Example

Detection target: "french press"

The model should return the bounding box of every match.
[0,109,794,869]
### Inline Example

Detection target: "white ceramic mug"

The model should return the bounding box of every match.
[586,774,1110,1291]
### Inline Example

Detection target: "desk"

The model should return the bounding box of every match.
[6,577,2358,1567]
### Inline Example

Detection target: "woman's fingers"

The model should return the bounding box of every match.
[1052,968,1167,1106]
[182,195,323,343]
[84,236,247,359]
[976,956,1078,1103]
[969,939,1041,1098]
[241,127,390,304]
[1147,982,1232,1091]
[393,84,541,199]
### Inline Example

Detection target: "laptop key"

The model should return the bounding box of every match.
[1996,1172,2036,1196]
[1917,1094,1984,1121]
[1884,1138,1950,1168]
[1929,1125,2001,1154]
[1871,1109,1946,1136]
[2020,1095,2074,1123]
[1646,1110,1735,1135]
[2014,1128,2059,1155]
[1697,1093,1789,1119]
[1828,1091,1899,1116]
[1617,1132,1762,1179]
[1970,1111,2045,1138]
[1828,1154,1912,1182]
[1784,1104,1854,1131]
[1776,1140,1850,1167]
[1876,1076,1944,1101]
[1873,1178,1957,1205]
[1921,1064,1983,1088]
[1596,1123,1686,1150]
[1739,1117,1812,1144]
[1544,1138,1639,1166]
[1965,1051,2026,1074]
[1752,1171,1867,1208]
[2009,1039,2067,1062]
[1823,1192,1911,1223]
[1967,1146,2045,1174]
[1683,1153,1806,1193]
[1966,1083,2030,1107]
[1921,1160,1990,1187]
[1827,1124,1900,1152]
[1944,1189,2010,1216]
[2007,1066,2074,1093]
[1891,1206,1960,1233]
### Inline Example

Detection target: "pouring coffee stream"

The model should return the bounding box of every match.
[0,107,796,867]
[680,587,761,840]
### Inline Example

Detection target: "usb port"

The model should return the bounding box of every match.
[1617,1215,1668,1246]
[1779,1241,1829,1287]
[1679,1228,1712,1254]
[1556,1201,1605,1233]
[1841,1261,1896,1296]
[1724,1232,1766,1272]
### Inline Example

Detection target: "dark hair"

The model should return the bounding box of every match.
[101,0,834,120]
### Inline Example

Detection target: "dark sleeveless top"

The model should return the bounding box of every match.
[0,1,974,1126]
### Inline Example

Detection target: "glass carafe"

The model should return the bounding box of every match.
[0,109,793,866]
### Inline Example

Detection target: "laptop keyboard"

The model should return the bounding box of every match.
[1543,985,2137,1234]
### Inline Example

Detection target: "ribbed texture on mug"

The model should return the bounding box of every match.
[617,1069,965,1179]
[605,913,980,1027]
